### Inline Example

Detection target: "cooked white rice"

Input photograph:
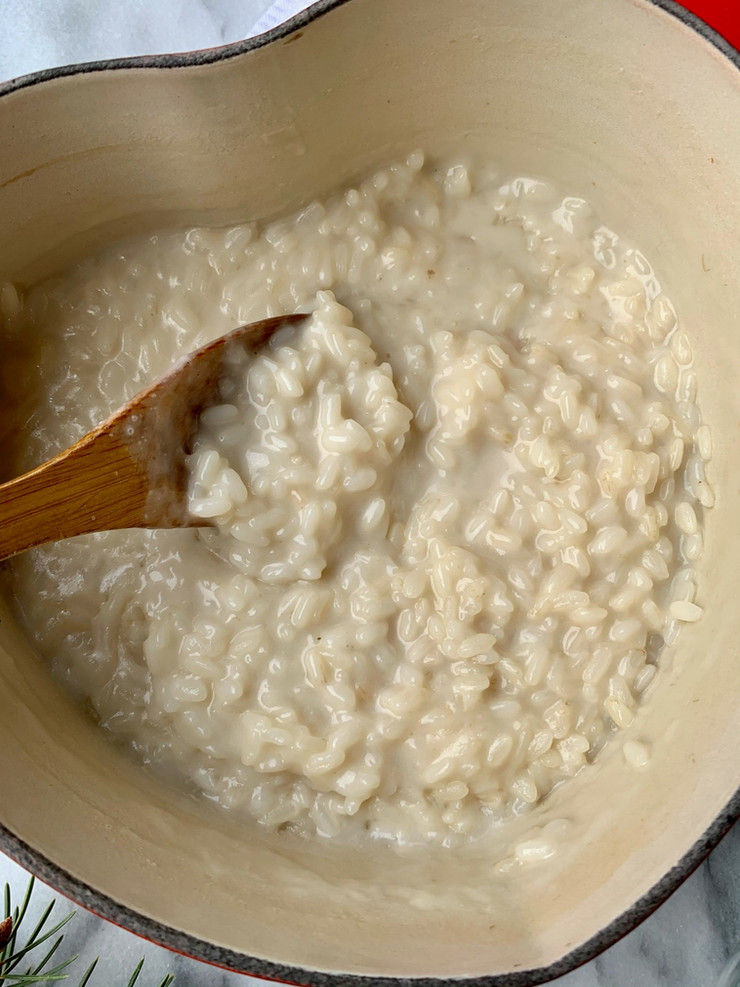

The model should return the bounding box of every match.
[3,152,710,846]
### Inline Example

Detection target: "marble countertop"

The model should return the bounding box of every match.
[0,1,739,985]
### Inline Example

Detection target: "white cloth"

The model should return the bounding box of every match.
[0,0,311,83]
[251,0,316,35]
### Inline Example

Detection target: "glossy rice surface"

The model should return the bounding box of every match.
[5,154,711,846]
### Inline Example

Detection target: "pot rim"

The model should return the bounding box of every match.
[0,1,738,984]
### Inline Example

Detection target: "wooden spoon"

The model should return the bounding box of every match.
[0,313,305,562]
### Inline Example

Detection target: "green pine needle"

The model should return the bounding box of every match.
[75,960,98,987]
[4,906,75,973]
[124,958,144,987]
[0,877,177,987]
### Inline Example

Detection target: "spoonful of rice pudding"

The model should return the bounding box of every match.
[0,313,305,561]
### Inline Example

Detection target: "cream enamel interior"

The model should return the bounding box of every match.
[0,0,739,980]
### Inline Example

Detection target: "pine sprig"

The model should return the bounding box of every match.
[0,877,176,987]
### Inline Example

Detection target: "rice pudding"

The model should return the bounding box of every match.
[3,152,711,846]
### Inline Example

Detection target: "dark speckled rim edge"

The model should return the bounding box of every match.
[0,0,354,98]
[0,1,738,984]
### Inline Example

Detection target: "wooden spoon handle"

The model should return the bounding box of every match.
[0,430,146,561]
[0,314,305,562]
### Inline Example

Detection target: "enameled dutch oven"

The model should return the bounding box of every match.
[0,1,738,983]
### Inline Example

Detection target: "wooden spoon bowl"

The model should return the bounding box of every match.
[0,313,305,561]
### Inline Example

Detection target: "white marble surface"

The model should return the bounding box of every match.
[1,1,739,984]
